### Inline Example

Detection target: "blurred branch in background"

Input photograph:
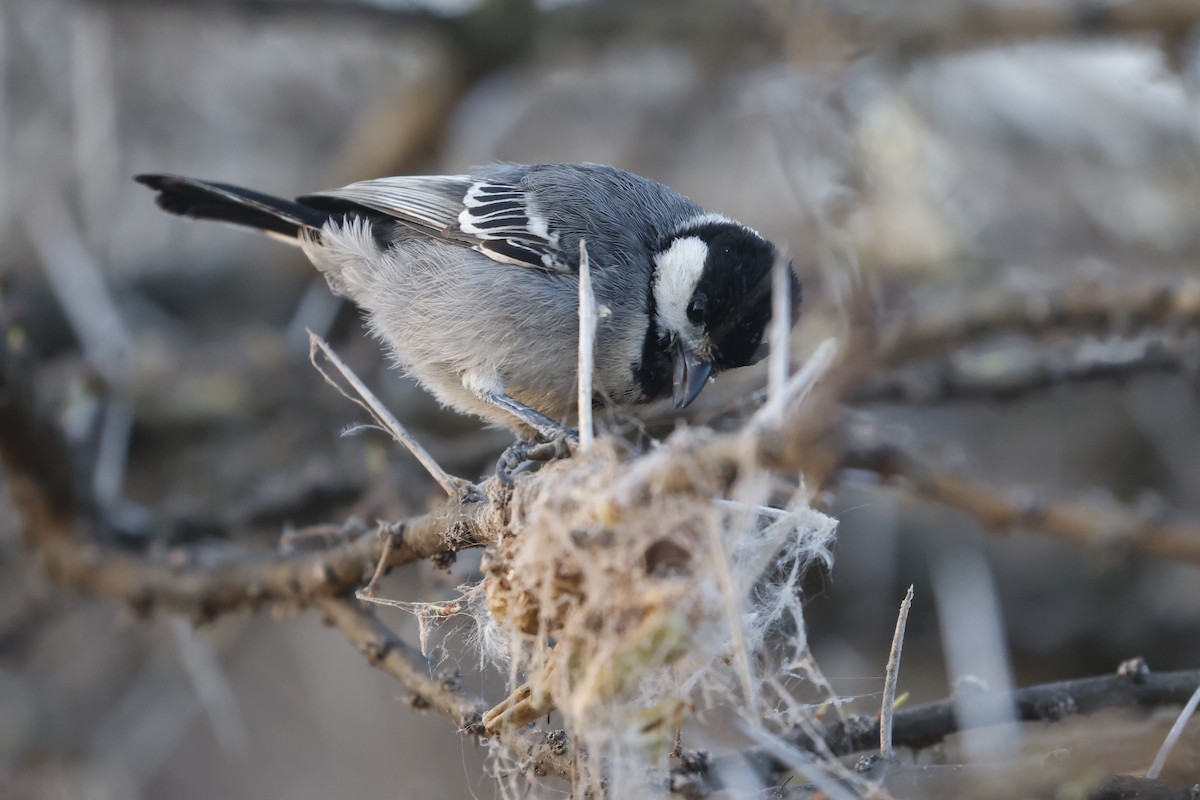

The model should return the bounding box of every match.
[873,273,1200,370]
[831,0,1200,58]
[98,0,541,75]
[855,332,1200,406]
[834,414,1200,566]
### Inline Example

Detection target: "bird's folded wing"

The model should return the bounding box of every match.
[299,176,573,274]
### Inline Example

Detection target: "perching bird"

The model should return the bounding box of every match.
[137,163,801,468]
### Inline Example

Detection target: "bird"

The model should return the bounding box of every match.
[136,163,802,473]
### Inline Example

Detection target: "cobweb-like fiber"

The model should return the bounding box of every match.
[456,423,839,797]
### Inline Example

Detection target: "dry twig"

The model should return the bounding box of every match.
[309,331,469,497]
[765,251,794,423]
[880,584,914,760]
[577,239,596,450]
[1146,682,1200,779]
[33,498,491,621]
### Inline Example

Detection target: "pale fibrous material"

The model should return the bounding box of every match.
[403,340,842,798]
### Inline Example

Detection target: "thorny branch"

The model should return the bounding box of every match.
[9,266,1200,796]
[35,500,490,621]
[6,268,1200,797]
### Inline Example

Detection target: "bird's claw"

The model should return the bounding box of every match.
[496,429,578,485]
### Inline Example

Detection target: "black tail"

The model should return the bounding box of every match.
[135,174,332,240]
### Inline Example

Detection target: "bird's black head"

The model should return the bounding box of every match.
[639,218,803,409]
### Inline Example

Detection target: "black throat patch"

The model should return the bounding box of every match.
[632,271,671,401]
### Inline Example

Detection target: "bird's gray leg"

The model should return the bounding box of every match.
[463,374,578,483]
[483,391,577,442]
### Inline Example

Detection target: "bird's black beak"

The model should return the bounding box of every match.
[672,342,714,409]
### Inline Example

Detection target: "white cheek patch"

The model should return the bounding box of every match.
[653,236,708,340]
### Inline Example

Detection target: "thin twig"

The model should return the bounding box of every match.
[359,528,397,598]
[751,338,838,433]
[314,595,485,727]
[308,331,467,497]
[168,618,249,755]
[880,584,914,759]
[577,239,596,450]
[1146,682,1200,779]
[765,251,793,423]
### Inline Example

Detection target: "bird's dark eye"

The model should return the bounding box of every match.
[686,295,707,325]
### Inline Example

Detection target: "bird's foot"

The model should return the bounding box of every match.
[496,429,578,485]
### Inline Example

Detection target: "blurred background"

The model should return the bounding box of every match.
[2,0,1199,797]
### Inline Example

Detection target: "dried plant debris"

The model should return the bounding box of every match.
[415,430,837,797]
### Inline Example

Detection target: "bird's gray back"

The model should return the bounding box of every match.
[476,163,705,275]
